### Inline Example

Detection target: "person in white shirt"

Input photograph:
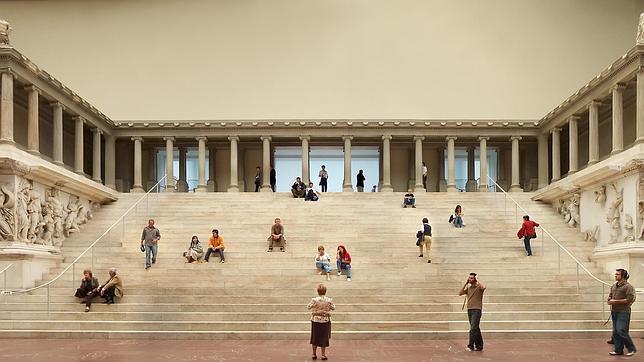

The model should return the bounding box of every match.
[422,162,428,189]
[305,182,321,201]
[315,245,332,281]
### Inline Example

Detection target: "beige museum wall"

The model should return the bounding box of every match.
[1,0,643,120]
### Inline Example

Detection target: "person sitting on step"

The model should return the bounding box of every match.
[315,245,332,281]
[336,245,352,282]
[183,235,204,263]
[305,182,321,201]
[291,177,306,198]
[205,229,226,263]
[267,217,286,252]
[403,190,416,208]
[75,269,99,302]
[451,205,465,227]
[416,217,433,263]
[83,267,123,312]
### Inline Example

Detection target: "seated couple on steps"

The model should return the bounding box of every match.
[183,229,225,263]
[74,267,123,313]
[291,177,321,201]
[315,245,352,282]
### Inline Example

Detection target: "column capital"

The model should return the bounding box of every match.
[23,84,40,94]
[72,115,84,123]
[91,127,103,135]
[163,136,175,142]
[588,100,602,109]
[382,134,392,141]
[228,136,239,142]
[49,101,64,110]
[477,136,490,141]
[0,69,17,79]
[342,135,353,141]
[612,83,627,92]
[568,115,580,122]
[446,136,457,141]
[298,135,310,142]
[131,136,144,142]
[196,136,208,142]
[261,136,272,142]
[550,127,561,134]
[413,136,425,141]
[510,135,522,141]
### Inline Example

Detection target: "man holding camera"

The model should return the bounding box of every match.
[608,268,637,356]
[459,272,486,352]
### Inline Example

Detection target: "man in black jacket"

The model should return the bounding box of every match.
[291,177,305,198]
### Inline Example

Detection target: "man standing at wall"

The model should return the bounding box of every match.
[140,219,161,270]
[608,269,637,356]
[356,170,365,192]
[459,272,486,352]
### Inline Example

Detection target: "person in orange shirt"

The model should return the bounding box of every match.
[205,229,225,263]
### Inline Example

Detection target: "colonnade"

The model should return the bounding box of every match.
[126,134,526,193]
[0,70,115,188]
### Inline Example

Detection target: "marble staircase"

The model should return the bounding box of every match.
[0,192,640,339]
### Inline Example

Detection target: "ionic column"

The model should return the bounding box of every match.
[478,137,489,192]
[381,135,393,192]
[446,136,457,193]
[228,136,239,192]
[413,136,424,192]
[131,136,144,193]
[261,136,272,192]
[342,136,353,192]
[207,144,216,191]
[73,116,84,174]
[637,68,644,143]
[612,83,626,154]
[25,85,40,154]
[438,147,446,191]
[588,100,600,165]
[92,128,102,182]
[178,146,187,192]
[466,146,476,192]
[568,115,579,174]
[196,136,207,192]
[0,71,14,144]
[164,137,175,192]
[551,128,561,182]
[51,102,64,166]
[509,136,522,192]
[105,134,116,189]
[300,136,310,184]
[537,133,548,189]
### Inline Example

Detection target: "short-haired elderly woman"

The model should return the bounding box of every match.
[307,283,335,360]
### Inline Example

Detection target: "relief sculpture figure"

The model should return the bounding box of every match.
[0,184,15,240]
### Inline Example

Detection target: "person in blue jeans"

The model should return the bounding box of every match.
[452,205,464,227]
[315,245,332,281]
[608,268,637,356]
[140,219,160,270]
[336,245,352,282]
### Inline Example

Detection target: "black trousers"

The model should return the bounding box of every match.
[467,309,483,349]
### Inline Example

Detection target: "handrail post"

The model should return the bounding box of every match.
[558,247,561,274]
[541,228,544,256]
[46,285,50,316]
[91,246,94,271]
[3,269,6,304]
[515,204,518,228]
[602,283,606,318]
[122,216,125,242]
[72,264,75,290]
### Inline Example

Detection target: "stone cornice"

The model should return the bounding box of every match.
[539,44,644,131]
[0,47,114,133]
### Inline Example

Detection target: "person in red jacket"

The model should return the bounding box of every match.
[336,245,352,282]
[517,215,539,256]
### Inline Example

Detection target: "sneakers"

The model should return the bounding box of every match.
[427,260,431,263]
[609,351,623,356]
[412,205,416,208]
[466,346,474,352]
[418,254,423,257]
[337,272,342,276]
[152,258,156,264]
[84,306,90,312]
[280,247,285,252]
[267,248,273,252]
[626,351,637,357]
[220,260,225,264]
[145,265,151,270]
[347,278,351,282]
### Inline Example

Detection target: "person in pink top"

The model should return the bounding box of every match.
[517,215,539,256]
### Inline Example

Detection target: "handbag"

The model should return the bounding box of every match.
[448,214,454,223]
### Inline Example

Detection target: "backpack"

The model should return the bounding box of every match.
[448,214,454,223]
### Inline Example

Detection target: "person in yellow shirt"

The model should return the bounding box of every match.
[205,229,225,263]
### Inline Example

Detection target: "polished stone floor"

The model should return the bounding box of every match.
[0,338,640,361]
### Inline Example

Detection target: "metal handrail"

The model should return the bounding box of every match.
[1,263,13,294]
[487,175,611,287]
[4,175,167,295]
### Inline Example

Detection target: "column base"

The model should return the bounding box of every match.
[611,149,623,156]
[446,184,458,193]
[343,185,353,192]
[207,180,216,192]
[0,139,15,145]
[92,177,102,183]
[568,170,577,175]
[176,180,189,192]
[413,185,425,193]
[380,185,393,192]
[228,185,239,192]
[260,185,272,192]
[130,186,145,193]
[106,183,116,190]
[27,149,40,156]
[509,185,523,192]
[438,180,447,192]
[195,185,208,192]
[478,184,488,192]
[53,161,64,167]
[465,180,477,192]
[165,186,175,193]
[551,178,560,183]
